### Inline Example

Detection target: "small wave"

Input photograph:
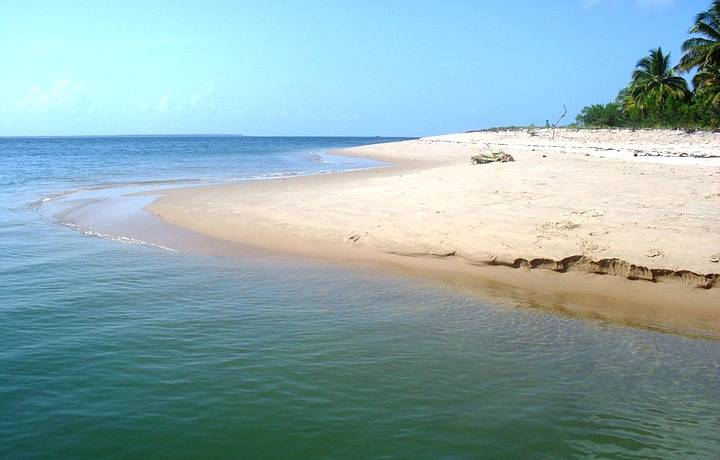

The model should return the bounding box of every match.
[29,159,389,214]
[226,171,302,182]
[62,222,178,252]
[27,190,78,210]
[29,178,208,210]
[224,164,390,182]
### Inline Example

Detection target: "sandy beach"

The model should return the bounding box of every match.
[148,128,720,322]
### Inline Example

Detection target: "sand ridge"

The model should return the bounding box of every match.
[148,129,720,294]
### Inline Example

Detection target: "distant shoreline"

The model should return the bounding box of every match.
[0,134,416,140]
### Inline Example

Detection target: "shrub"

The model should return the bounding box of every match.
[576,103,626,127]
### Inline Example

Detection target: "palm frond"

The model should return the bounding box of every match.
[630,47,690,105]
[680,2,720,72]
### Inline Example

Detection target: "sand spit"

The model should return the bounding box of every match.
[148,128,720,301]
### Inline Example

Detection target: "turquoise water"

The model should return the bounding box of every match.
[1,137,719,459]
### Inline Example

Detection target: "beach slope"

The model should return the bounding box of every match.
[148,129,720,313]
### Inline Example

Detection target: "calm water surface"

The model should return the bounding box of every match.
[1,137,719,459]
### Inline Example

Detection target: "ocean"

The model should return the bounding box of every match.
[1,136,719,459]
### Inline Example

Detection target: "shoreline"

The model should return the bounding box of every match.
[145,128,720,330]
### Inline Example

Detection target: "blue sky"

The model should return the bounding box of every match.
[0,0,707,136]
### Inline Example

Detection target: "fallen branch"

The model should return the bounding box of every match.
[551,105,567,141]
[471,151,515,164]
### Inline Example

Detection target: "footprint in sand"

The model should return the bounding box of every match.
[710,253,720,263]
[645,248,664,258]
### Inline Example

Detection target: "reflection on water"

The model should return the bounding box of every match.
[52,178,720,341]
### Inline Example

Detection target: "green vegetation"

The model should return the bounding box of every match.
[576,1,720,129]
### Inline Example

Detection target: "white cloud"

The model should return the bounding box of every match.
[190,92,203,108]
[190,88,217,110]
[157,93,172,113]
[15,79,85,113]
[138,92,174,114]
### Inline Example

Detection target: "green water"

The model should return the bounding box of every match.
[4,245,720,458]
[2,137,719,459]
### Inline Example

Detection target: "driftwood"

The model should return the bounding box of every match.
[551,105,567,140]
[471,151,515,164]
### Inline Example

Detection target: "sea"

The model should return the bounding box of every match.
[1,136,719,459]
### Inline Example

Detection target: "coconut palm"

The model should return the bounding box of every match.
[615,86,636,110]
[693,62,720,105]
[678,1,720,72]
[629,47,689,108]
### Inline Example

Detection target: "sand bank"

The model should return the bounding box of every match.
[148,128,720,322]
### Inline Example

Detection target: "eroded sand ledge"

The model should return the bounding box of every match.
[148,128,720,309]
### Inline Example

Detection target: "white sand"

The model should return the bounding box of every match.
[145,128,720,329]
[129,131,718,333]
[150,128,720,278]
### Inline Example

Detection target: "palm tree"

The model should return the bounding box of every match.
[615,86,636,110]
[678,1,720,72]
[629,47,689,109]
[693,62,720,105]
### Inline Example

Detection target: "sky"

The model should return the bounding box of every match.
[0,0,708,136]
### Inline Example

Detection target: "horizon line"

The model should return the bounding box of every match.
[0,133,416,139]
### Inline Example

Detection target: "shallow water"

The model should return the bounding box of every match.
[1,137,719,459]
